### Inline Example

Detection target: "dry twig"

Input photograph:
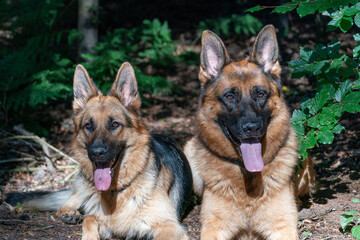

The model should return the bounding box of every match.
[0,135,77,165]
[13,125,56,172]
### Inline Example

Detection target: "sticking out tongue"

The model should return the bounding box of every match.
[94,164,112,191]
[239,141,264,172]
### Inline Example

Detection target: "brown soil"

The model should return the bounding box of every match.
[1,22,359,240]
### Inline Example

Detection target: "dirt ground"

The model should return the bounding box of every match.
[1,21,360,239]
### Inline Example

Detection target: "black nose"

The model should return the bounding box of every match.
[89,147,107,161]
[243,122,261,137]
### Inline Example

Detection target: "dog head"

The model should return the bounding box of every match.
[72,62,147,191]
[197,25,290,172]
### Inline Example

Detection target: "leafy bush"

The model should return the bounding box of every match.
[0,1,175,124]
[198,14,263,36]
[248,1,360,161]
[138,19,176,66]
[0,0,77,112]
[340,198,360,239]
[81,23,172,97]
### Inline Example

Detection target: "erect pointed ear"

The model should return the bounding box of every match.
[110,62,141,112]
[249,25,281,77]
[199,30,231,85]
[73,64,101,111]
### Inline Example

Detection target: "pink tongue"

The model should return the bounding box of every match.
[94,168,111,191]
[239,143,264,172]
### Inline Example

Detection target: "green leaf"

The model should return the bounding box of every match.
[307,115,320,128]
[315,43,328,60]
[304,130,317,149]
[312,88,330,112]
[352,225,360,240]
[351,198,360,204]
[301,98,316,115]
[329,103,343,117]
[318,124,335,131]
[354,45,360,58]
[246,6,265,13]
[327,16,341,31]
[291,109,307,123]
[288,58,308,68]
[297,1,319,18]
[327,40,341,58]
[329,58,343,71]
[354,33,360,42]
[317,130,334,144]
[300,47,316,63]
[343,7,359,16]
[340,212,355,230]
[298,138,308,160]
[288,58,309,78]
[332,124,345,134]
[354,79,360,89]
[355,12,360,28]
[292,122,305,137]
[313,60,328,75]
[318,109,336,125]
[339,16,354,33]
[272,2,299,14]
[322,84,336,99]
[342,92,360,113]
[335,80,352,102]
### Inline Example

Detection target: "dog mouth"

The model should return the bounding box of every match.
[93,154,120,191]
[221,124,264,172]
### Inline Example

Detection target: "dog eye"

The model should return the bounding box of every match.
[225,93,235,100]
[84,122,93,131]
[111,121,122,129]
[257,92,265,98]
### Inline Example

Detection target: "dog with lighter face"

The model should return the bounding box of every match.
[6,63,193,240]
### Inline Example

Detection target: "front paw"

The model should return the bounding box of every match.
[56,208,83,225]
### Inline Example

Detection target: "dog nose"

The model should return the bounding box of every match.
[243,122,261,137]
[90,147,107,160]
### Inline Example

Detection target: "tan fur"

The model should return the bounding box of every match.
[57,63,189,240]
[184,27,300,239]
[296,156,316,198]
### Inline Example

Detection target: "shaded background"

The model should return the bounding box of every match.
[0,0,359,239]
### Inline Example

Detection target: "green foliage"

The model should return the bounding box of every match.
[81,22,172,97]
[1,4,178,128]
[138,19,176,66]
[248,1,360,161]
[198,14,263,37]
[0,0,77,113]
[340,199,360,239]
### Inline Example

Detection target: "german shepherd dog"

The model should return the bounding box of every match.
[6,63,192,240]
[184,25,299,239]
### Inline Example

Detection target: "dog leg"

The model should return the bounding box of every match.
[82,215,100,240]
[56,192,83,224]
[152,221,189,240]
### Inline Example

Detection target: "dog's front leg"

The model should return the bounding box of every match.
[56,191,83,224]
[82,215,100,240]
[152,221,189,240]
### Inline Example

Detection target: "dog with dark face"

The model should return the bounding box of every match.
[6,63,192,240]
[184,25,299,239]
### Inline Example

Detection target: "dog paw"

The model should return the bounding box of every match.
[57,208,83,225]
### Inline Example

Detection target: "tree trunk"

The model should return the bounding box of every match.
[78,0,98,60]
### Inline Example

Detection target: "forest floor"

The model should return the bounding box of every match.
[1,21,360,240]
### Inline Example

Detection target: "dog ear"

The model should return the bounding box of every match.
[73,65,101,111]
[249,25,280,78]
[200,30,231,85]
[110,62,141,112]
